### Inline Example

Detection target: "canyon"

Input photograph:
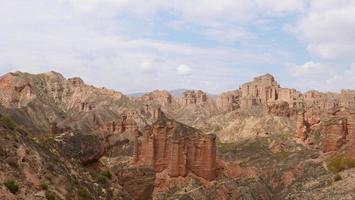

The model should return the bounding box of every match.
[1,71,355,200]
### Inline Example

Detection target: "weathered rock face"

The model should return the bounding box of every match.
[0,72,134,134]
[327,109,355,157]
[139,90,172,106]
[115,166,155,200]
[277,88,303,108]
[57,132,106,165]
[322,117,348,152]
[134,113,217,181]
[304,90,339,110]
[105,115,139,136]
[182,90,207,105]
[0,73,36,108]
[68,77,84,87]
[267,101,290,118]
[240,74,279,106]
[296,112,308,141]
[340,90,355,109]
[216,90,240,112]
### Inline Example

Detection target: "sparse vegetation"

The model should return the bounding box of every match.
[334,174,342,181]
[0,116,16,130]
[45,191,56,200]
[273,150,292,160]
[179,194,194,200]
[41,182,49,190]
[4,180,19,194]
[78,187,90,200]
[327,155,355,173]
[96,174,109,185]
[101,170,112,180]
[96,170,112,185]
[218,142,237,154]
[240,140,266,152]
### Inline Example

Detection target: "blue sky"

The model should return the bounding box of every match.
[0,0,354,94]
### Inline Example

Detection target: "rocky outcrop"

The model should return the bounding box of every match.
[322,117,348,152]
[139,90,172,106]
[68,77,84,87]
[268,101,290,118]
[0,73,36,108]
[240,74,279,106]
[115,166,155,200]
[134,113,217,181]
[296,111,308,141]
[327,109,355,157]
[182,90,207,105]
[277,88,303,108]
[304,90,339,110]
[216,90,240,112]
[340,90,355,109]
[57,132,105,165]
[105,115,139,136]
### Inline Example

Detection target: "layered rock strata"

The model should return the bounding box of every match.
[134,113,217,181]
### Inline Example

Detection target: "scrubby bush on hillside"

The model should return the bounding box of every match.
[4,180,19,194]
[327,155,355,173]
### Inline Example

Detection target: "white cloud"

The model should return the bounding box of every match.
[287,61,355,91]
[140,61,156,73]
[292,0,355,59]
[176,64,191,76]
[288,61,334,77]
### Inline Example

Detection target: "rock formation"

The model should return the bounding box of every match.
[235,74,303,110]
[57,132,106,165]
[340,90,355,109]
[216,90,240,112]
[322,117,348,152]
[68,77,84,87]
[182,90,208,105]
[134,113,217,181]
[105,115,139,136]
[240,74,279,106]
[268,101,291,118]
[296,111,308,141]
[138,90,172,106]
[0,73,36,108]
[3,70,355,199]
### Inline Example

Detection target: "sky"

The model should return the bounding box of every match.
[0,0,355,94]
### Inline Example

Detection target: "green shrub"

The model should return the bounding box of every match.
[101,170,112,180]
[96,175,108,185]
[0,116,16,130]
[41,182,49,190]
[78,187,90,200]
[4,180,19,194]
[327,155,355,173]
[45,191,56,200]
[218,143,237,154]
[334,174,342,181]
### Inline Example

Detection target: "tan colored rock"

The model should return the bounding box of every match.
[182,90,207,105]
[0,73,36,108]
[139,90,172,106]
[340,90,355,109]
[68,77,84,87]
[296,111,308,141]
[267,101,290,117]
[240,74,279,105]
[134,113,217,180]
[322,117,348,152]
[216,90,240,112]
